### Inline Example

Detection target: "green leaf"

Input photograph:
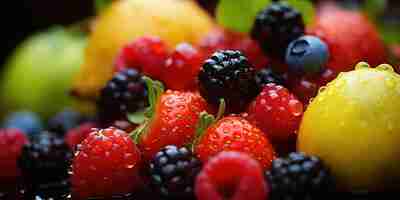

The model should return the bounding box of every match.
[216,0,271,33]
[127,109,147,124]
[95,0,113,13]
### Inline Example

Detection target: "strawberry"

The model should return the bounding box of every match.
[132,77,209,160]
[193,105,276,169]
[162,43,204,90]
[71,127,142,199]
[308,4,387,73]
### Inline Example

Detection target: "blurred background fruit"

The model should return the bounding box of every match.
[0,27,87,120]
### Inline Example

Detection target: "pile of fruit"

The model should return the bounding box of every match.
[1,0,400,199]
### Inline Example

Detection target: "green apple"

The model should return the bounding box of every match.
[0,27,86,120]
[298,62,400,191]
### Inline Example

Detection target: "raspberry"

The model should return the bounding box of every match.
[0,129,28,184]
[162,43,204,90]
[48,109,89,135]
[255,68,286,88]
[198,50,258,112]
[195,151,268,200]
[247,83,303,143]
[266,152,336,199]
[114,36,169,80]
[65,122,97,150]
[1,112,43,136]
[149,145,202,199]
[97,69,148,124]
[251,2,305,60]
[71,127,142,200]
[18,131,73,195]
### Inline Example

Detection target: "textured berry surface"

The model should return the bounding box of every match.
[195,116,275,169]
[97,69,148,124]
[286,35,329,75]
[0,129,28,183]
[251,2,305,60]
[1,112,43,136]
[162,43,204,90]
[18,132,72,184]
[114,36,169,80]
[65,122,97,150]
[138,90,209,160]
[308,4,386,73]
[266,152,336,199]
[48,109,88,135]
[198,50,258,111]
[149,145,202,199]
[247,83,303,143]
[195,151,268,200]
[71,127,142,200]
[255,68,286,88]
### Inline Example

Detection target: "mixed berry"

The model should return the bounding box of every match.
[1,0,399,199]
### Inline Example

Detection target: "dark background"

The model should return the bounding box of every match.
[1,0,94,66]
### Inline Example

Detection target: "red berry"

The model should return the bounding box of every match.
[195,116,275,169]
[65,123,97,150]
[114,36,169,80]
[195,151,268,200]
[71,127,142,199]
[289,76,319,105]
[0,129,28,184]
[162,43,204,90]
[247,83,303,143]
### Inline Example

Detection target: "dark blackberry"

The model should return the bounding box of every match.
[48,108,89,135]
[255,68,286,88]
[149,145,202,199]
[251,2,305,60]
[198,50,258,111]
[266,152,336,200]
[97,69,148,125]
[18,131,73,195]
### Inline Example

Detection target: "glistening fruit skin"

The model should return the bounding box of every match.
[71,127,142,200]
[195,151,268,200]
[298,62,400,191]
[195,116,276,169]
[72,0,214,99]
[307,4,387,73]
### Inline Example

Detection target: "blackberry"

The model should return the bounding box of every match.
[198,50,258,111]
[149,145,202,199]
[18,131,73,195]
[251,2,305,60]
[255,68,286,88]
[48,108,89,135]
[266,152,336,200]
[97,69,148,125]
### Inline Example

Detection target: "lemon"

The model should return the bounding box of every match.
[298,62,400,191]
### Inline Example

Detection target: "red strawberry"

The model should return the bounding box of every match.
[133,78,209,161]
[114,36,169,80]
[71,127,142,199]
[65,122,97,150]
[247,83,303,144]
[195,151,268,200]
[194,114,275,169]
[308,4,387,73]
[0,129,28,184]
[162,43,204,90]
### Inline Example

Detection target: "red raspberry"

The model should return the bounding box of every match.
[195,151,268,200]
[65,123,97,150]
[0,129,28,184]
[247,83,303,143]
[162,43,204,90]
[71,127,142,200]
[114,36,169,80]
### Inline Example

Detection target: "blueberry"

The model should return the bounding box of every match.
[1,111,43,136]
[285,35,329,75]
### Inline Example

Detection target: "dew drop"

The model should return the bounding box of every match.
[288,100,303,116]
[376,64,394,72]
[355,62,370,70]
[260,99,267,105]
[318,86,327,94]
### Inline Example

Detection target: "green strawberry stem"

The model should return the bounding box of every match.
[129,76,164,144]
[95,0,114,13]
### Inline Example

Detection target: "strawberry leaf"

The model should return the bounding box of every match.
[127,109,147,124]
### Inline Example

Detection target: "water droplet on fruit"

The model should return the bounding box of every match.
[260,99,266,105]
[318,86,327,94]
[355,62,370,70]
[125,164,135,169]
[288,100,303,117]
[376,64,394,72]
